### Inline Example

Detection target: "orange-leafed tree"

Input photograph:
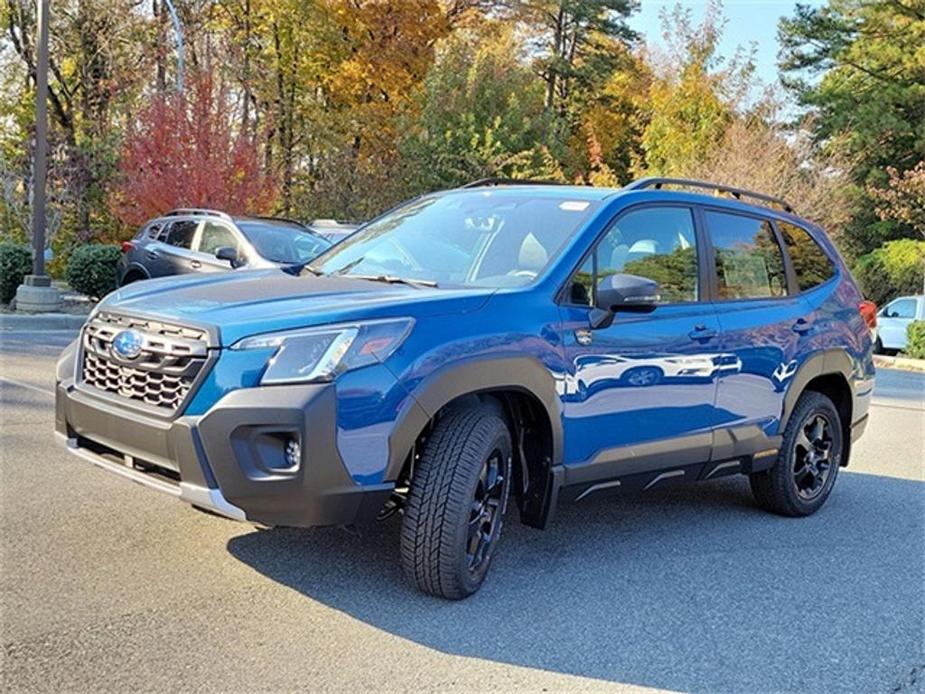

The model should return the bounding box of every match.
[110,73,276,229]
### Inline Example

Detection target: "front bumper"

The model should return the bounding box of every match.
[55,380,394,527]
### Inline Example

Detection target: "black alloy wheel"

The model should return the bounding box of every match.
[749,391,843,517]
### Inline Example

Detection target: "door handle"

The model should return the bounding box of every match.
[190,260,202,269]
[688,325,717,341]
[792,318,813,334]
[145,250,159,259]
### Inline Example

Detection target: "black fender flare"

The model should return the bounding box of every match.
[383,355,564,483]
[780,349,854,431]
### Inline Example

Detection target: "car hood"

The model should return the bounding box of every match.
[100,269,493,345]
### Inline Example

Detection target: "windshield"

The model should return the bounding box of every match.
[307,191,599,287]
[237,221,331,264]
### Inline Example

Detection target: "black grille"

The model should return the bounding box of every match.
[79,313,210,412]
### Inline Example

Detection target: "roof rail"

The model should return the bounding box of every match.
[623,177,794,213]
[461,178,567,189]
[164,208,234,222]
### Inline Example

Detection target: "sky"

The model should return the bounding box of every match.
[628,0,825,89]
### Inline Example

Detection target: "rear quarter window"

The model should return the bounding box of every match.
[778,221,836,291]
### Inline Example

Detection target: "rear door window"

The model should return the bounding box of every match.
[778,221,836,291]
[165,220,198,249]
[705,210,788,300]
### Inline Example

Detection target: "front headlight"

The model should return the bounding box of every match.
[230,318,414,385]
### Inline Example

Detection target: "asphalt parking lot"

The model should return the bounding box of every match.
[1,329,923,693]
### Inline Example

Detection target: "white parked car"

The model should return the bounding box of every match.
[875,295,924,353]
[575,353,742,388]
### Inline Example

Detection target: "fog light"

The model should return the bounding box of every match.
[284,437,301,469]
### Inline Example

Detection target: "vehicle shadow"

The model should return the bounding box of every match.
[227,471,924,692]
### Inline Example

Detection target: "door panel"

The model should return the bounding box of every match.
[559,303,724,467]
[704,208,811,433]
[161,219,201,275]
[714,296,812,428]
[558,204,722,474]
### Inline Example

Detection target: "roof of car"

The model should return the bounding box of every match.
[451,178,802,219]
[447,184,619,201]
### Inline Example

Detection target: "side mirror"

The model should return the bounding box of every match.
[594,273,660,314]
[215,246,240,268]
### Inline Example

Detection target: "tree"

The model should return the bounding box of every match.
[870,162,925,236]
[507,0,637,115]
[2,0,150,240]
[398,22,559,192]
[853,239,925,305]
[110,73,276,230]
[679,110,856,238]
[637,1,748,177]
[779,0,925,254]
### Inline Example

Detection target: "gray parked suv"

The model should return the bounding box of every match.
[119,209,331,285]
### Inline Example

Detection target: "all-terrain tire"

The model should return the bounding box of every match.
[749,391,843,517]
[400,407,512,599]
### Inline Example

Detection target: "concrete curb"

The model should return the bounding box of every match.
[0,313,88,331]
[873,354,925,373]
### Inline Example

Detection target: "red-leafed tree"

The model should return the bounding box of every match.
[110,73,277,229]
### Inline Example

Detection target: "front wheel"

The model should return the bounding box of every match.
[749,391,843,517]
[400,406,512,599]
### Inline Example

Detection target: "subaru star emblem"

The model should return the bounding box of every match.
[112,329,143,359]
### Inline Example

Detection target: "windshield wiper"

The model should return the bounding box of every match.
[281,262,323,277]
[343,274,438,289]
[331,257,365,276]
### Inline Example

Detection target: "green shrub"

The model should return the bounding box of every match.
[0,242,33,304]
[853,239,925,306]
[904,321,925,360]
[66,244,121,299]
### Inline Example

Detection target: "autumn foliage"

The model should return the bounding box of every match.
[110,74,276,228]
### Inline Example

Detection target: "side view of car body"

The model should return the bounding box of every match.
[56,178,876,599]
[119,209,331,285]
[875,294,924,353]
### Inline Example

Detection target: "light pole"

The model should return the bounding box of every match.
[15,0,60,312]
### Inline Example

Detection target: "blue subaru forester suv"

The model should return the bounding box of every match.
[55,178,875,599]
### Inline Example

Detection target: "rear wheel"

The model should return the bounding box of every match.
[400,406,512,599]
[749,391,843,517]
[873,336,885,355]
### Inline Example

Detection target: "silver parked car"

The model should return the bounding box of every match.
[875,294,924,353]
[118,209,332,285]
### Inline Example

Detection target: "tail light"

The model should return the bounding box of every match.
[121,241,134,253]
[858,300,877,329]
